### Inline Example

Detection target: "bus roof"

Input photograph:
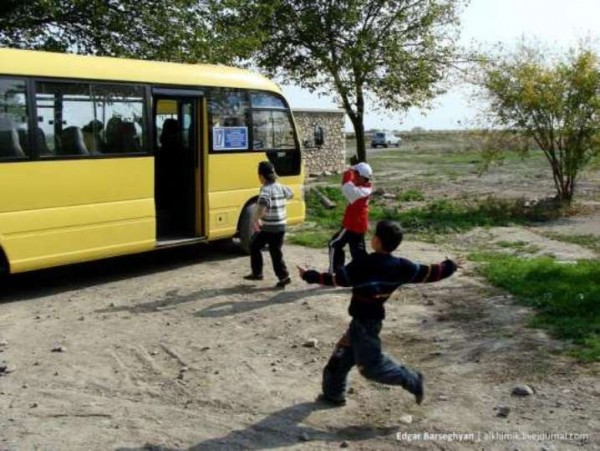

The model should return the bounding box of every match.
[0,48,281,93]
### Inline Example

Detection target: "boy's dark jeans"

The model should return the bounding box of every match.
[250,230,289,280]
[328,228,366,273]
[322,318,421,402]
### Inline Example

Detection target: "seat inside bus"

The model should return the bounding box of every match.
[0,117,26,158]
[119,122,141,153]
[59,126,90,156]
[35,128,52,156]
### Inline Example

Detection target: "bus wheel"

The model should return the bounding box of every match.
[237,203,256,254]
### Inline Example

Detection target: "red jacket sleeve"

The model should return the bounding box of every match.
[342,169,355,185]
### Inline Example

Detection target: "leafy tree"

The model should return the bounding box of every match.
[0,0,242,64]
[479,44,600,204]
[214,0,467,162]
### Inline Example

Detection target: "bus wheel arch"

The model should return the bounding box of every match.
[236,198,258,254]
[0,246,9,277]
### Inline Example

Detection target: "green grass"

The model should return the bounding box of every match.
[472,253,600,361]
[542,232,600,254]
[370,196,533,233]
[287,187,346,247]
[291,188,560,247]
[496,240,541,254]
[397,189,426,202]
[287,229,333,248]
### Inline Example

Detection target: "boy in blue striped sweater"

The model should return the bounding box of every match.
[244,161,294,288]
[298,220,459,405]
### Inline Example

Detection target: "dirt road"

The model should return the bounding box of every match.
[0,231,598,450]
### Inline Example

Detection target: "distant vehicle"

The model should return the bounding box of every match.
[371,131,401,148]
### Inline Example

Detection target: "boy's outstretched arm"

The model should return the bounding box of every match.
[407,259,458,284]
[297,265,352,287]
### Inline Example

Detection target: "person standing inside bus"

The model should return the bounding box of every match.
[244,161,294,288]
[328,162,373,274]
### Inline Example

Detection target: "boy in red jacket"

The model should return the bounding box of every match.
[328,162,373,273]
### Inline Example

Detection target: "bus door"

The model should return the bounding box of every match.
[152,90,204,240]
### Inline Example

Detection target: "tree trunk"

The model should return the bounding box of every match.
[562,177,574,204]
[353,119,366,163]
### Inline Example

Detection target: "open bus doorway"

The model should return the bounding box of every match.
[153,96,202,241]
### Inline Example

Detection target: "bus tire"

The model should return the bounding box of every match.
[237,202,256,255]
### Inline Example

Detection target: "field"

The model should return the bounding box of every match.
[346,130,599,200]
[298,131,600,358]
[0,133,599,450]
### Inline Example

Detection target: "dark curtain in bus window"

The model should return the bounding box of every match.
[35,81,147,157]
[0,78,29,159]
[251,110,296,150]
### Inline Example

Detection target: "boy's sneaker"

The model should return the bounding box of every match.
[243,274,264,281]
[414,372,424,405]
[275,276,291,288]
[316,393,346,407]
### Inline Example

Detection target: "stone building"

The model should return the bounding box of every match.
[292,108,346,176]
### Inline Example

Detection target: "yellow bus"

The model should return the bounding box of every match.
[0,48,305,275]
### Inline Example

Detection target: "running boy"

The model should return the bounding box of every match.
[298,220,458,405]
[244,161,294,288]
[328,162,373,273]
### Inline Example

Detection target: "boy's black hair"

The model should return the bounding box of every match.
[258,161,277,183]
[375,220,404,252]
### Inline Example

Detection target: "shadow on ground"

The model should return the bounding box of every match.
[0,242,241,304]
[116,401,396,450]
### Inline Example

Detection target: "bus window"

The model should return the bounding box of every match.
[209,90,249,129]
[208,89,251,152]
[250,92,286,109]
[35,81,148,157]
[248,91,301,175]
[0,78,28,159]
[251,110,296,150]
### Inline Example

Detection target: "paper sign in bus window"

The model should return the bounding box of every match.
[213,126,248,151]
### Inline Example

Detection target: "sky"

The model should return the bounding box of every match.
[280,0,600,131]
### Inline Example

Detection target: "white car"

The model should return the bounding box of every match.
[371,131,401,148]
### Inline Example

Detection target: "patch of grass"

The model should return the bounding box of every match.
[472,253,600,361]
[289,187,345,247]
[304,187,347,228]
[370,197,533,233]
[295,189,564,246]
[542,232,600,254]
[397,189,426,202]
[496,240,541,254]
[287,230,332,248]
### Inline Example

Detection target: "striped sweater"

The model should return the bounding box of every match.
[302,253,457,320]
[257,182,294,232]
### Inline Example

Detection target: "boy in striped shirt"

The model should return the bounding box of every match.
[244,161,294,288]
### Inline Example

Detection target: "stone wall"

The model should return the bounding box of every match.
[292,108,346,176]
